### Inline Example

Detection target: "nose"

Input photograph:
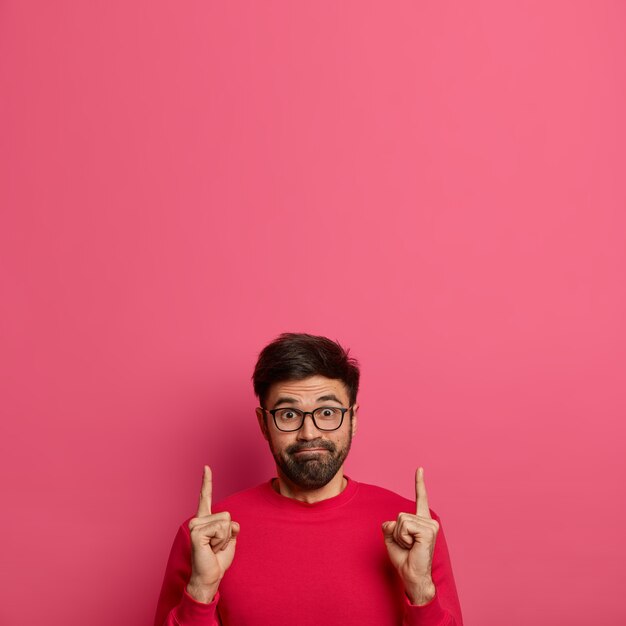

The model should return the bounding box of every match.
[296,413,321,440]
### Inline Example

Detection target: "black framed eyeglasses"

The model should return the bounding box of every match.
[261,406,352,432]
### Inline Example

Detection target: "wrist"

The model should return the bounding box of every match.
[186,577,220,604]
[405,579,436,606]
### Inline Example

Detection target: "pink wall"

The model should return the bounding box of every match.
[1,2,625,624]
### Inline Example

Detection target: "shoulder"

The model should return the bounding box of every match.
[353,480,441,521]
[353,480,415,507]
[179,481,271,531]
[212,481,271,513]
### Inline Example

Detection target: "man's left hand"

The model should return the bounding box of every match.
[382,467,439,605]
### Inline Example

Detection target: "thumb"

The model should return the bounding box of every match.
[381,520,397,540]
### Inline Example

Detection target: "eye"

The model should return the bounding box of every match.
[317,407,340,418]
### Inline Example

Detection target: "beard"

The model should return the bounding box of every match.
[269,426,353,489]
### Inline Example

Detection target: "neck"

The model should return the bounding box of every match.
[273,468,347,504]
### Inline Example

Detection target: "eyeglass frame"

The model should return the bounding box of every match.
[260,405,353,432]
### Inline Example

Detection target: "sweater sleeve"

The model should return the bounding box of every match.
[402,511,463,626]
[154,522,220,626]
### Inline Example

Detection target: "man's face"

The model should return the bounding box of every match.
[256,375,358,489]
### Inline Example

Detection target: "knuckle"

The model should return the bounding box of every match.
[190,519,222,538]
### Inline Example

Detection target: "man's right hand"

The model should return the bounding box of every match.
[186,465,240,603]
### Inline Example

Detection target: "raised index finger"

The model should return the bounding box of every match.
[196,465,212,517]
[415,467,432,518]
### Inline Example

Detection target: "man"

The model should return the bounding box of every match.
[155,333,463,625]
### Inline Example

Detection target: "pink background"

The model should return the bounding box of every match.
[1,1,625,624]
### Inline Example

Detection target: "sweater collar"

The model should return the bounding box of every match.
[261,475,359,511]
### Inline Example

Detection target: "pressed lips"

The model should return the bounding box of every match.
[287,440,335,456]
[293,448,328,454]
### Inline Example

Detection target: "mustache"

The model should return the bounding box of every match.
[286,439,336,455]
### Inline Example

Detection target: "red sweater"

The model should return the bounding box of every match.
[155,477,463,626]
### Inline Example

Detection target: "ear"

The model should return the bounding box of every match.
[256,407,269,441]
[350,403,359,437]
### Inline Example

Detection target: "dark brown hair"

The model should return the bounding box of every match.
[252,333,360,407]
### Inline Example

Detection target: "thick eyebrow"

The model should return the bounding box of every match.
[272,394,345,408]
[315,394,344,404]
[273,397,300,408]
